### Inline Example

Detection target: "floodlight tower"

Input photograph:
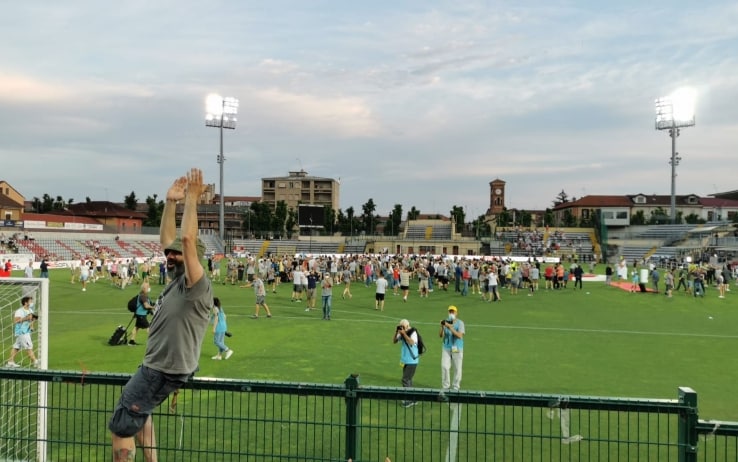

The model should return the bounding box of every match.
[205,94,239,241]
[655,87,696,224]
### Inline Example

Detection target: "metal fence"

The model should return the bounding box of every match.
[1,369,737,461]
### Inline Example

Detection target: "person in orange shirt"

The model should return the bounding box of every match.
[555,264,565,290]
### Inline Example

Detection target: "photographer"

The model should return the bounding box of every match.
[439,305,465,393]
[392,319,419,408]
[6,296,39,367]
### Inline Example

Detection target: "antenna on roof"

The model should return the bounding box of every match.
[296,157,304,172]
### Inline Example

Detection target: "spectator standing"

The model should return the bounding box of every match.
[6,296,39,367]
[375,272,388,311]
[250,274,272,319]
[211,297,233,360]
[24,260,34,278]
[393,319,419,408]
[439,306,465,393]
[40,258,49,278]
[128,283,155,346]
[321,272,333,320]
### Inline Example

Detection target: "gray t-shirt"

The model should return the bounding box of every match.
[144,274,213,375]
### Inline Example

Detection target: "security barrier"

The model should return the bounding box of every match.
[1,369,736,461]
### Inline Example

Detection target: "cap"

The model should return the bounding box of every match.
[164,237,206,259]
[447,305,458,314]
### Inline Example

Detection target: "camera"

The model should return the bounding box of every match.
[31,313,39,320]
[440,319,447,326]
[396,325,404,332]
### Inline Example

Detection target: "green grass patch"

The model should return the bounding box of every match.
[31,269,738,421]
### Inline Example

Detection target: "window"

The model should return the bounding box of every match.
[634,196,646,204]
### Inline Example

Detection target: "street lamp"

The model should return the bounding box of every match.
[655,87,696,224]
[205,94,239,241]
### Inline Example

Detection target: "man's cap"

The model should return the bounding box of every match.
[164,237,206,259]
[448,305,458,314]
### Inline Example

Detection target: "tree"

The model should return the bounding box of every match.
[648,207,670,225]
[250,202,273,238]
[144,194,164,227]
[471,214,491,238]
[407,207,420,221]
[630,210,646,225]
[449,206,465,234]
[518,210,532,227]
[285,208,297,239]
[543,209,554,228]
[562,210,577,227]
[273,201,288,238]
[124,191,138,210]
[684,213,705,225]
[323,205,336,235]
[361,199,377,235]
[385,204,403,236]
[553,190,569,207]
[497,208,511,227]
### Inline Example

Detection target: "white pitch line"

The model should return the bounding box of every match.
[59,308,737,339]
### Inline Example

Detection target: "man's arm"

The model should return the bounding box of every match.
[160,176,186,248]
[181,168,206,287]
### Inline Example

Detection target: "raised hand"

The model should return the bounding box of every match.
[186,168,207,198]
[166,176,187,202]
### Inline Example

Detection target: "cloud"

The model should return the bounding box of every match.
[253,88,381,138]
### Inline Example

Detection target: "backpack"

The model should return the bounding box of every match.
[127,295,139,313]
[407,327,427,358]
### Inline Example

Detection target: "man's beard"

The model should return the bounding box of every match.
[167,259,185,278]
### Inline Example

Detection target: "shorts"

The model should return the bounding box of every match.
[293,285,303,293]
[375,293,385,301]
[13,333,33,351]
[134,315,150,329]
[400,285,409,291]
[109,365,189,437]
[256,295,266,306]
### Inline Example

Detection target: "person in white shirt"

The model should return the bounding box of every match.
[375,273,389,311]
[24,260,34,278]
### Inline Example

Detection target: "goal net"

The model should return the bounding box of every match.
[0,277,49,462]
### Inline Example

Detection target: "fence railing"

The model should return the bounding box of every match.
[1,369,737,461]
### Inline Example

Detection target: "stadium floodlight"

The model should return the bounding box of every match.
[655,87,696,224]
[205,94,239,242]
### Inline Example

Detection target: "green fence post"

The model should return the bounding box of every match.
[678,387,698,462]
[345,373,360,461]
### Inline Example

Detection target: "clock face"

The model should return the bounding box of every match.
[495,188,502,195]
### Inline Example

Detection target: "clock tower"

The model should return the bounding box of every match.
[488,179,506,215]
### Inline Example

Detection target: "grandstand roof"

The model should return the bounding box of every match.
[552,195,632,210]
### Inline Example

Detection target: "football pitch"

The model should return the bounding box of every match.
[33,267,738,421]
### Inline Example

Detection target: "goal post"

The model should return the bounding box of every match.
[0,277,49,461]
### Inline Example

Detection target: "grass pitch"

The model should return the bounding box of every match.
[30,267,738,421]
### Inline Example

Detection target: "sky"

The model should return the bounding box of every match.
[2,1,737,219]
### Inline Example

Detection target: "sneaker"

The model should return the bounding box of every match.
[305,308,311,312]
[225,349,234,360]
[266,314,272,318]
[6,361,20,368]
[82,288,86,292]
[250,315,259,319]
[211,355,222,360]
[128,340,137,346]
[401,401,418,408]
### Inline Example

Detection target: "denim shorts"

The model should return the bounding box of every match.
[108,365,189,437]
